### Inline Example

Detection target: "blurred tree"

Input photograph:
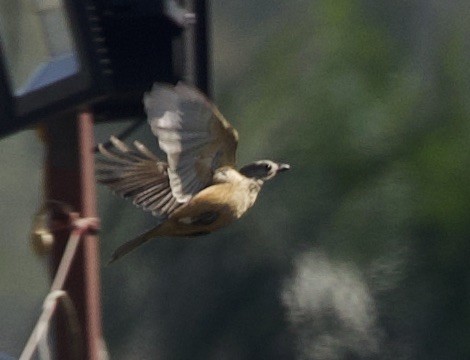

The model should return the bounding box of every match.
[96,0,470,359]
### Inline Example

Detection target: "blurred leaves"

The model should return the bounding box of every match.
[98,0,470,358]
[2,0,469,358]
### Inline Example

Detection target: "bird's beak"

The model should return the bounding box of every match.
[277,163,291,173]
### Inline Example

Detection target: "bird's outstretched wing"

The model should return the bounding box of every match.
[96,136,182,218]
[144,82,239,203]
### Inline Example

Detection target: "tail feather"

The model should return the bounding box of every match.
[108,226,160,264]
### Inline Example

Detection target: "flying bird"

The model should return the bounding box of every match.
[96,83,290,263]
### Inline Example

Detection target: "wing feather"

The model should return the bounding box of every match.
[144,82,239,203]
[96,136,182,218]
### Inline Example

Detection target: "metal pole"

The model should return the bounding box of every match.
[78,111,103,360]
[45,111,103,359]
[194,0,210,94]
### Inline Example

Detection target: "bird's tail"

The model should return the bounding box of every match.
[108,226,160,265]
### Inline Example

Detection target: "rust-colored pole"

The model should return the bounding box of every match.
[77,111,103,359]
[45,111,102,359]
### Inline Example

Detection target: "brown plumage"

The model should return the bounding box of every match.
[96,82,290,263]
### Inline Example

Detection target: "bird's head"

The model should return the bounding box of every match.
[239,160,290,182]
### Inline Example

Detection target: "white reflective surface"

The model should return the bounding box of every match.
[0,0,79,95]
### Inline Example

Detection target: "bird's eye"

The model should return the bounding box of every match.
[265,164,272,171]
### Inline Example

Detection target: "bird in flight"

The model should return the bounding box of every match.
[96,83,290,263]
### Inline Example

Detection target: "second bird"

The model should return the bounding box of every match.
[96,82,290,263]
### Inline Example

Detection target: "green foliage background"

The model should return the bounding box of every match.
[1,0,470,359]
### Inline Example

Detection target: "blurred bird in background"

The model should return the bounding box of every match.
[96,83,290,263]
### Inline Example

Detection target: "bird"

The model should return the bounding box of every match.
[96,82,290,263]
